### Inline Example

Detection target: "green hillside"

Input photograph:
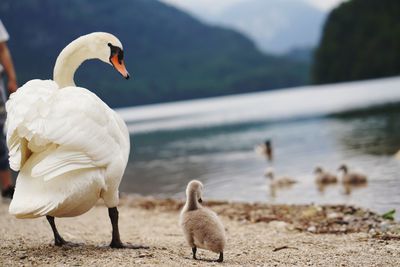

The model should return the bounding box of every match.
[313,0,400,84]
[0,0,309,107]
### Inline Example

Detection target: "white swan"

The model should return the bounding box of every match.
[6,32,142,248]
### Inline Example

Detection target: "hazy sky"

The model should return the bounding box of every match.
[158,0,348,53]
[160,0,347,13]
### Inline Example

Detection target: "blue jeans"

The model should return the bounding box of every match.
[0,76,9,170]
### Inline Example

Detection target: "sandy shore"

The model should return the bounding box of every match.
[1,196,400,266]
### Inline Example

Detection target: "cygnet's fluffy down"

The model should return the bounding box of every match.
[314,167,338,184]
[179,180,226,262]
[338,164,367,184]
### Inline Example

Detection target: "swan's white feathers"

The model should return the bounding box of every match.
[32,146,96,181]
[6,80,127,173]
[6,80,56,168]
[6,79,130,217]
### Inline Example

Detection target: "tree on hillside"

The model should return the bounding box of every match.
[312,0,400,84]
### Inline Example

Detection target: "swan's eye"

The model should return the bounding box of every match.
[108,44,124,64]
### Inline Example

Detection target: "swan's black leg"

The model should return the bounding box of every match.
[46,215,68,246]
[192,247,197,260]
[217,252,223,262]
[108,207,149,249]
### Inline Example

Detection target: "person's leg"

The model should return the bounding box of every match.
[0,138,13,198]
[0,170,12,189]
[0,170,14,198]
[0,100,13,198]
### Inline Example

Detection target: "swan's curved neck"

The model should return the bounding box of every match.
[53,36,97,88]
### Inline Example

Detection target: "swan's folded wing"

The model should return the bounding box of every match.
[6,83,128,177]
[32,146,96,181]
[41,87,124,166]
[5,80,58,171]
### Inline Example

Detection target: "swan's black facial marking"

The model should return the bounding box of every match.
[108,43,124,64]
[108,42,130,79]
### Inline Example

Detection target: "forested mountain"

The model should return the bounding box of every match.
[0,0,309,107]
[313,0,400,84]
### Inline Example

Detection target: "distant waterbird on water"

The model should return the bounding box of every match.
[265,167,297,187]
[255,139,273,161]
[338,164,367,185]
[6,32,146,249]
[314,167,338,185]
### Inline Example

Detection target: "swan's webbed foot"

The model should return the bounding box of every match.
[46,216,80,247]
[108,207,149,250]
[110,240,149,249]
[55,238,81,247]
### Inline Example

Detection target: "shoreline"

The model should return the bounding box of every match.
[120,195,399,235]
[1,195,400,266]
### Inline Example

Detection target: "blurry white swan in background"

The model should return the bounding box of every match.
[6,32,143,248]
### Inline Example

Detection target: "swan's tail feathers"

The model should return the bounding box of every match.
[32,147,96,181]
[9,163,105,218]
[10,201,59,219]
[33,202,59,217]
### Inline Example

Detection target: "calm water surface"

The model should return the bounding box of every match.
[117,77,400,217]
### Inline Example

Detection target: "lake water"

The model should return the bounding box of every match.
[117,77,400,218]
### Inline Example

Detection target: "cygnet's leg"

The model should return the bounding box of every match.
[217,252,223,262]
[108,207,149,249]
[46,216,75,246]
[192,247,197,260]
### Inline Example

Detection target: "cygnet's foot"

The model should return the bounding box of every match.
[192,247,197,259]
[216,252,223,263]
[110,241,149,249]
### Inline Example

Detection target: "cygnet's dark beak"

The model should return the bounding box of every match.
[198,198,203,203]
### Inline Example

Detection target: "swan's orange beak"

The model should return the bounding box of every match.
[111,54,130,79]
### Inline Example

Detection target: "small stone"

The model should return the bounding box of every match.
[369,228,376,235]
[380,221,390,232]
[307,226,317,233]
[269,221,290,231]
[327,212,343,220]
[343,215,353,222]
